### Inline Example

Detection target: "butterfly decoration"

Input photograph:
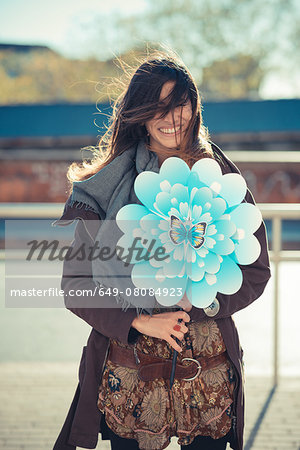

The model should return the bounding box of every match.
[169,215,207,249]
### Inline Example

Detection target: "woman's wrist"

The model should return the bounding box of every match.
[131,314,150,333]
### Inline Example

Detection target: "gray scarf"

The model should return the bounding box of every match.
[70,139,163,314]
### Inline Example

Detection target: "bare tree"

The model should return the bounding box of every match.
[78,0,300,98]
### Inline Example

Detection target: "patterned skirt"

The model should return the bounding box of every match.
[98,318,236,450]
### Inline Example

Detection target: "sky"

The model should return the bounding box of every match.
[0,0,146,55]
[0,0,299,99]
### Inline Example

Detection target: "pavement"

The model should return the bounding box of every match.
[0,363,299,450]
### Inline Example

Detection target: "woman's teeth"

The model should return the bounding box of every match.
[159,126,180,134]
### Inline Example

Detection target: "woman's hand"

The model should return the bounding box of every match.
[131,310,190,352]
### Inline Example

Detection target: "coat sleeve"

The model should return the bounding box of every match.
[55,199,140,346]
[189,187,271,322]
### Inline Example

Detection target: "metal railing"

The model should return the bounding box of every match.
[258,204,300,386]
[1,202,300,386]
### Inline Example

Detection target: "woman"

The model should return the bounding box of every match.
[53,54,271,450]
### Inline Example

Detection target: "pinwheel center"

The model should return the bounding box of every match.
[168,215,207,249]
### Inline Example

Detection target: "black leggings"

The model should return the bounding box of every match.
[107,425,231,449]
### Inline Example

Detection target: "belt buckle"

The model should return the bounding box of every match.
[181,357,201,381]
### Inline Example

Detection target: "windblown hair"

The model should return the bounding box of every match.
[68,52,214,182]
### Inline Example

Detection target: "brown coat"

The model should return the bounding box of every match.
[53,145,271,450]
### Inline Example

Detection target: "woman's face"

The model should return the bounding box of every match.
[145,81,192,154]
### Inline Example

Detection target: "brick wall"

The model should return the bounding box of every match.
[1,159,299,203]
[0,161,70,202]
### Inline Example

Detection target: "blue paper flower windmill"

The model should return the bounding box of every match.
[116,157,262,309]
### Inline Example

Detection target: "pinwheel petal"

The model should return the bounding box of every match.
[154,192,173,216]
[140,213,161,230]
[170,183,189,204]
[155,276,188,306]
[116,204,150,231]
[163,257,185,277]
[186,277,218,308]
[134,172,162,212]
[210,237,235,255]
[218,173,247,207]
[202,251,221,274]
[132,261,187,306]
[216,256,243,294]
[230,203,262,233]
[214,218,236,237]
[233,234,261,265]
[186,261,205,282]
[191,187,213,211]
[207,197,227,221]
[159,157,191,185]
[131,260,164,287]
[191,158,223,187]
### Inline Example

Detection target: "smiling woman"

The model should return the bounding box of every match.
[53,52,271,450]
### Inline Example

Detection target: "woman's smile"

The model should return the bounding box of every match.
[158,124,182,135]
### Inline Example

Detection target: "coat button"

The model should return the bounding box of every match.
[203,298,220,317]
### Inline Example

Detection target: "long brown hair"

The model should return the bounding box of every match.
[68,52,213,182]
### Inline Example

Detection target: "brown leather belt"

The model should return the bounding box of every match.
[107,341,228,382]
